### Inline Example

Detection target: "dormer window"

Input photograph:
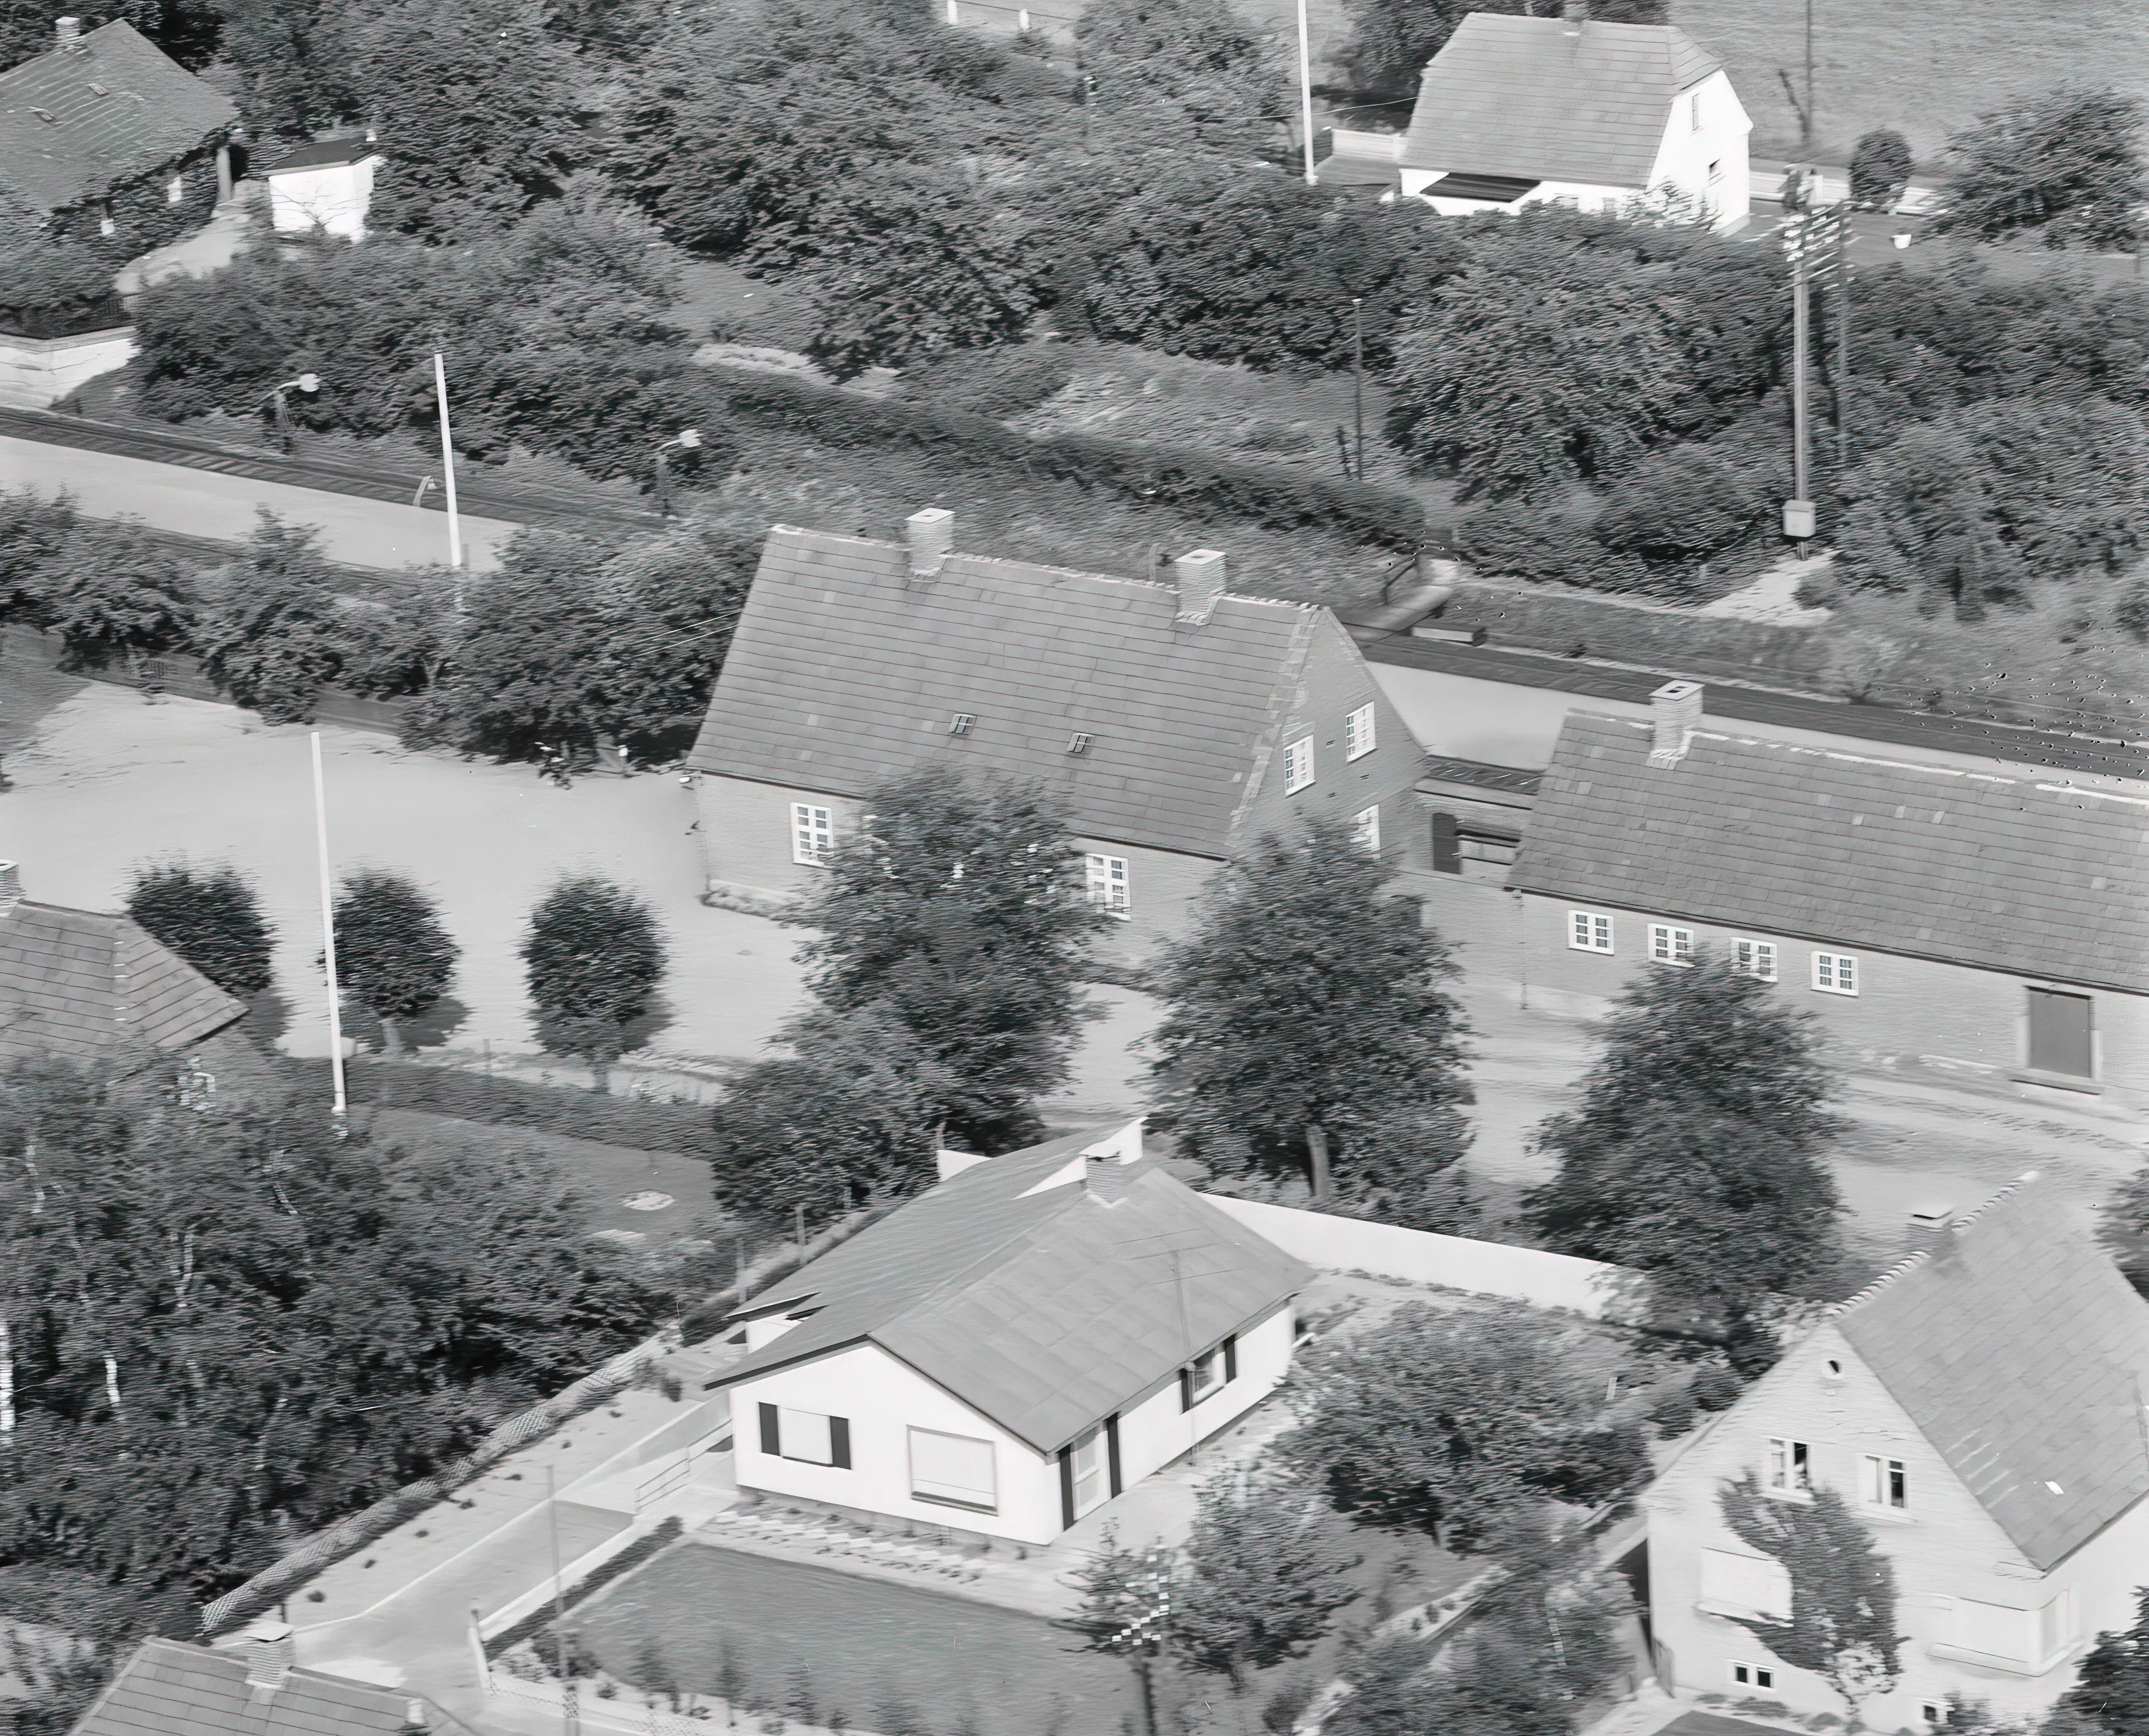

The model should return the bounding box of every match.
[1068,732,1091,755]
[949,713,974,735]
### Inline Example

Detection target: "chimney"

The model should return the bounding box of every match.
[1647,679,1702,768]
[0,861,22,916]
[239,1619,295,1693]
[53,15,80,45]
[1560,0,1587,31]
[402,1700,431,1734]
[906,507,953,583]
[1084,1152,1130,1206]
[1173,549,1227,626]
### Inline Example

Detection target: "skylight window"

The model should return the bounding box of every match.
[1068,732,1091,755]
[948,713,974,735]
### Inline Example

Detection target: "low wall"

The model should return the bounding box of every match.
[1204,1194,1628,1318]
[0,326,136,409]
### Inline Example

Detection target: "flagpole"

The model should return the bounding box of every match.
[433,351,464,592]
[310,732,346,1124]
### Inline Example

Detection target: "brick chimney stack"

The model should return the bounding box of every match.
[1647,679,1703,768]
[1084,1152,1131,1205]
[0,861,22,916]
[53,16,82,46]
[1173,549,1227,626]
[240,1620,295,1694]
[906,507,954,583]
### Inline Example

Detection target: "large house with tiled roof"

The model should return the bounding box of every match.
[707,1120,1311,1545]
[1320,8,1749,229]
[684,512,1426,952]
[0,858,264,1095]
[1506,684,2149,1104]
[0,18,237,254]
[1644,1176,2149,1727]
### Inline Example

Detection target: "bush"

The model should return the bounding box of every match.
[1848,129,1914,211]
[352,1059,721,1158]
[1592,444,1771,572]
[1456,499,1649,591]
[1690,1364,1744,1411]
[898,342,1073,417]
[0,223,124,338]
[1932,85,2147,250]
[1647,1382,1699,1439]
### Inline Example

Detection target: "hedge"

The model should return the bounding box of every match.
[485,1515,686,1658]
[353,1060,723,1161]
[705,365,1433,550]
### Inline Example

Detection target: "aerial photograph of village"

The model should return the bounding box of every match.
[1,0,2147,1731]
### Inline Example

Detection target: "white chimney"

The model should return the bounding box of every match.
[0,861,22,916]
[906,508,954,582]
[1648,679,1703,767]
[402,1699,431,1733]
[1084,1152,1131,1206]
[53,16,80,45]
[240,1619,295,1692]
[1561,0,1587,32]
[1173,550,1227,625]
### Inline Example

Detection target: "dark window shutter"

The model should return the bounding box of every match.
[1179,1367,1193,1413]
[1223,1335,1238,1383]
[1058,1445,1077,1529]
[1432,812,1462,874]
[829,1415,851,1469]
[758,1402,780,1457]
[1106,1415,1123,1497]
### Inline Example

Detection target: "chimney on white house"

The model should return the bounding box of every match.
[906,507,954,582]
[240,1620,295,1693]
[53,16,81,46]
[0,861,22,916]
[1560,0,1587,32]
[1173,550,1228,625]
[401,1699,431,1734]
[1084,1152,1131,1206]
[1648,679,1703,768]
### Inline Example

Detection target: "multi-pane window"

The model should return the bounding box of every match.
[1734,938,1778,982]
[1180,1336,1237,1410]
[791,802,833,867]
[1813,952,1860,996]
[1344,703,1377,761]
[1649,924,1694,966]
[1765,1437,1811,1498]
[1283,736,1315,794]
[1569,911,1614,953]
[1352,804,1381,853]
[1085,854,1130,918]
[1863,1455,1908,1512]
[1730,1663,1776,1692]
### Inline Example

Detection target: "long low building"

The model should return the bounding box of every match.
[1503,682,2149,1102]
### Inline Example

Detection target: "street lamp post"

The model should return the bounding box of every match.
[655,428,702,517]
[1296,0,1317,186]
[255,373,321,453]
[432,352,463,581]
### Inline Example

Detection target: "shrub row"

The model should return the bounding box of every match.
[355,1060,723,1161]
[706,365,1435,550]
[484,1516,686,1658]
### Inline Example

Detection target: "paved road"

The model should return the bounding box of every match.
[0,433,521,571]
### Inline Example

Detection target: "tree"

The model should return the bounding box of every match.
[1274,1306,1649,1550]
[30,518,195,672]
[1146,814,1472,1216]
[1173,1472,1359,1688]
[1848,129,1914,211]
[519,875,667,1091]
[433,531,618,761]
[1335,0,1663,102]
[0,487,82,623]
[2059,1587,2149,1734]
[125,860,277,997]
[788,767,1104,1153]
[707,1006,959,1233]
[592,521,760,761]
[1071,0,1284,150]
[193,511,349,723]
[1524,953,1843,1347]
[1716,1474,1904,1730]
[2100,1162,2149,1300]
[1932,86,2146,251]
[1061,1528,1176,1736]
[330,869,458,1055]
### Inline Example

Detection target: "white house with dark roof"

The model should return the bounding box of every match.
[1644,1177,2149,1727]
[706,1120,1312,1545]
[1323,8,1749,229]
[684,513,1426,952]
[1505,685,2149,1104]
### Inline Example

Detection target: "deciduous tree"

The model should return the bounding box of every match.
[1062,1528,1177,1736]
[330,869,458,1055]
[1716,1474,1904,1730]
[124,859,276,997]
[1848,129,1914,211]
[1174,1472,1360,1688]
[29,519,195,671]
[2059,1586,2149,1734]
[1146,814,1471,1217]
[193,511,349,723]
[1932,86,2147,251]
[520,875,667,1092]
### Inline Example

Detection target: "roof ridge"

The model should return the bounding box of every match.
[1948,1169,2043,1232]
[1830,1249,1934,1316]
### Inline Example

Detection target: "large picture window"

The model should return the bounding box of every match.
[910,1427,997,1513]
[758,1403,851,1468]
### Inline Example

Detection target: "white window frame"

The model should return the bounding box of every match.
[1085,853,1130,919]
[166,173,184,204]
[1352,804,1380,854]
[1649,923,1694,967]
[1729,1661,1777,1693]
[1862,1454,1908,1513]
[1283,736,1315,794]
[1069,1427,1109,1519]
[1765,1436,1812,1499]
[791,801,834,867]
[1343,703,1377,761]
[1813,951,1860,996]
[1568,910,1614,953]
[1733,938,1778,982]
[908,1426,998,1513]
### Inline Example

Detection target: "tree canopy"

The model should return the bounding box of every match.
[124,859,276,999]
[520,875,668,1090]
[1173,1472,1360,1685]
[330,869,458,1053]
[1932,86,2147,250]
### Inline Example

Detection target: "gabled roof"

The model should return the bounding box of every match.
[264,138,382,173]
[0,896,245,1064]
[709,1125,1312,1454]
[1508,713,2149,994]
[1397,12,1722,187]
[0,21,236,213]
[1834,1178,2149,1570]
[69,1637,477,1736]
[685,525,1330,858]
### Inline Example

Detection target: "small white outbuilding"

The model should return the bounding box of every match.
[264,137,383,241]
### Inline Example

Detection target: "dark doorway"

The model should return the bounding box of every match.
[2026,987,2093,1077]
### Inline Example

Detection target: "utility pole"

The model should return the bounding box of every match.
[309,732,347,1127]
[1783,169,1815,553]
[1802,0,1814,150]
[433,352,464,593]
[1832,204,1851,468]
[1296,0,1316,186]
